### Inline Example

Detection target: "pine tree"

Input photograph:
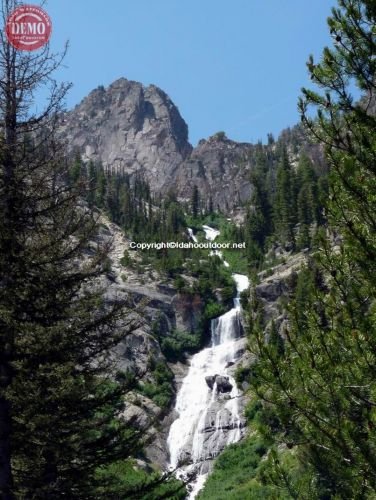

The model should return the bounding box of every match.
[191,184,200,219]
[208,195,214,215]
[0,2,72,491]
[295,154,323,249]
[95,165,107,208]
[273,148,296,248]
[0,2,179,497]
[248,1,376,496]
[86,161,98,208]
[248,151,273,249]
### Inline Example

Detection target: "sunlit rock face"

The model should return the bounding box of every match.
[59,78,192,192]
[59,78,254,215]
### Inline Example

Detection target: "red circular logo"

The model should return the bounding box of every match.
[5,5,52,51]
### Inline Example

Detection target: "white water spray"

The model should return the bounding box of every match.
[167,227,249,498]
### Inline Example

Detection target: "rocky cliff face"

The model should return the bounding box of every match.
[60,78,254,214]
[60,78,192,192]
[97,215,204,467]
[255,250,307,330]
[176,135,253,213]
[235,250,308,396]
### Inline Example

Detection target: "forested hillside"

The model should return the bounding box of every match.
[69,122,328,270]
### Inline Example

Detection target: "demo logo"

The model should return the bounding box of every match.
[6,5,52,51]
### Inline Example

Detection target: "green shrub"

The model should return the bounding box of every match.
[137,361,174,410]
[120,249,132,267]
[203,301,225,321]
[95,459,186,498]
[198,435,278,500]
[160,330,200,362]
[234,364,252,386]
[173,275,186,292]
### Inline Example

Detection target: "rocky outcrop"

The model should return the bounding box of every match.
[172,291,205,333]
[191,399,247,475]
[60,78,324,216]
[205,375,218,390]
[59,79,256,215]
[175,134,253,214]
[97,215,205,468]
[59,75,329,223]
[60,78,192,192]
[255,251,306,328]
[215,376,233,393]
[205,374,233,393]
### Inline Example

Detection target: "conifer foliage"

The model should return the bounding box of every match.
[0,1,167,498]
[243,139,326,269]
[247,1,376,497]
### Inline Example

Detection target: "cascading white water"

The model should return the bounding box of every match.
[202,225,220,241]
[167,226,249,498]
[187,228,198,243]
[188,226,230,267]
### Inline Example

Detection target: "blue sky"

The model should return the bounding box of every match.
[46,0,336,145]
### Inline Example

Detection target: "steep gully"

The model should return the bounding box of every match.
[167,226,249,498]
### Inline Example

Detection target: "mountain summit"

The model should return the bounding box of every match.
[60,77,258,213]
[60,78,192,192]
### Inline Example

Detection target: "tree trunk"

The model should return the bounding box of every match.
[0,395,13,499]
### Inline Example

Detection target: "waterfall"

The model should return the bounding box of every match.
[167,226,249,498]
[187,228,198,243]
[202,225,220,241]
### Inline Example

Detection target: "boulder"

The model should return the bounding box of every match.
[215,376,233,393]
[205,374,219,390]
[205,374,233,393]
